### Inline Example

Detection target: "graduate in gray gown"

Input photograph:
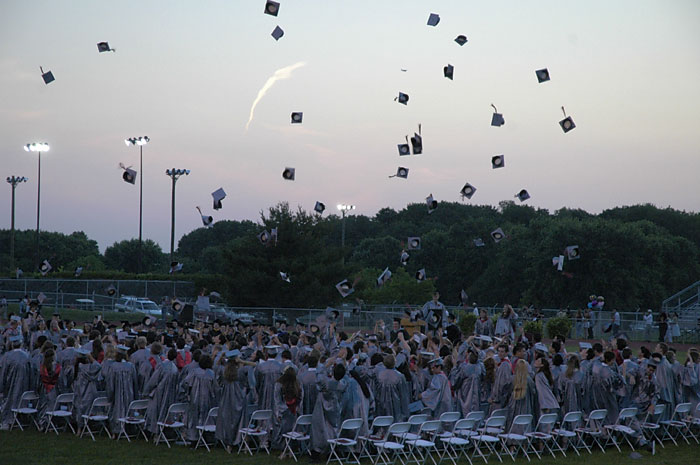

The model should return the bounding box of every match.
[255,349,283,411]
[590,351,622,425]
[310,363,347,454]
[273,365,304,449]
[421,358,454,419]
[130,337,151,396]
[216,354,249,450]
[56,337,77,394]
[481,357,496,413]
[489,347,513,413]
[681,350,699,415]
[182,354,219,442]
[620,348,641,408]
[374,354,409,422]
[341,369,371,438]
[105,348,139,432]
[72,353,102,429]
[452,351,484,417]
[143,348,179,435]
[474,310,494,337]
[298,351,320,415]
[557,356,584,416]
[0,337,32,428]
[534,356,559,416]
[138,343,163,398]
[38,348,61,427]
[506,360,539,430]
[653,346,678,420]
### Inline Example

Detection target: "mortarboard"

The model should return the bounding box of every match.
[97,42,115,53]
[10,315,22,322]
[74,266,83,277]
[535,68,550,83]
[460,182,476,200]
[477,335,493,343]
[426,194,438,214]
[534,342,548,353]
[410,125,422,154]
[490,104,505,127]
[290,112,303,124]
[578,342,592,350]
[258,230,271,245]
[427,13,440,26]
[460,289,468,303]
[491,155,505,169]
[40,66,54,85]
[390,167,409,179]
[172,299,184,312]
[428,357,443,366]
[473,238,485,247]
[282,167,295,180]
[40,260,52,276]
[566,245,580,260]
[169,261,183,274]
[76,348,90,355]
[396,92,409,105]
[335,279,354,298]
[408,400,425,413]
[491,228,505,243]
[415,268,426,282]
[119,163,136,184]
[225,349,241,358]
[116,344,129,352]
[212,188,226,210]
[407,237,421,250]
[398,141,410,156]
[196,206,213,228]
[280,271,291,283]
[270,227,278,245]
[455,35,468,46]
[444,64,454,80]
[37,293,47,304]
[264,0,280,16]
[400,250,410,266]
[377,267,392,287]
[559,106,576,133]
[516,189,530,202]
[271,25,284,41]
[107,284,117,297]
[314,201,325,214]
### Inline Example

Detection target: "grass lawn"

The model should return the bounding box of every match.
[0,428,697,465]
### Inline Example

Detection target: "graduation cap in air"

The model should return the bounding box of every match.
[106,284,117,297]
[455,35,468,46]
[515,189,530,202]
[258,230,271,245]
[491,155,505,169]
[282,167,295,180]
[291,112,303,124]
[169,261,183,274]
[559,106,576,133]
[280,271,291,283]
[426,194,438,214]
[119,163,136,184]
[460,182,476,200]
[377,267,392,287]
[314,201,326,214]
[444,64,454,80]
[566,245,580,260]
[415,268,427,282]
[553,255,565,271]
[97,42,115,53]
[410,125,422,154]
[40,260,52,276]
[264,0,280,16]
[271,26,284,41]
[270,227,278,245]
[400,250,410,266]
[535,68,550,83]
[491,228,505,243]
[490,104,505,127]
[389,167,409,179]
[395,92,409,105]
[427,13,440,26]
[398,139,411,156]
[212,188,226,210]
[407,237,421,250]
[460,289,468,304]
[74,266,83,277]
[40,66,54,85]
[172,299,184,312]
[196,206,213,228]
[37,292,47,304]
[335,279,354,298]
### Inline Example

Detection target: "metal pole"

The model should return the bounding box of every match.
[170,175,176,263]
[36,152,41,267]
[138,144,143,274]
[10,182,16,272]
[341,210,346,248]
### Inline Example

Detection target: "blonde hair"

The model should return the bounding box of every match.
[512,359,529,401]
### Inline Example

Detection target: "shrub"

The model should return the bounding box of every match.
[523,320,543,337]
[546,316,572,339]
[457,312,477,335]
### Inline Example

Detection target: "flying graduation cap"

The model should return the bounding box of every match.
[460,289,468,304]
[398,140,410,156]
[473,238,485,247]
[196,206,213,228]
[400,250,410,266]
[427,13,440,26]
[535,68,550,83]
[389,167,409,179]
[97,42,115,53]
[410,124,422,154]
[444,64,454,80]
[106,284,117,297]
[40,260,52,276]
[491,228,506,243]
[559,106,576,133]
[40,66,54,85]
[516,189,530,202]
[490,104,505,127]
[407,237,421,250]
[426,194,438,214]
[460,182,476,200]
[566,245,580,260]
[270,227,278,245]
[291,112,303,124]
[415,268,427,282]
[455,35,468,46]
[169,261,183,274]
[282,167,295,180]
[395,92,409,105]
[377,267,392,287]
[491,155,505,169]
[258,230,272,245]
[280,271,291,283]
[119,163,136,184]
[314,201,326,214]
[335,279,354,297]
[271,26,284,41]
[212,188,226,210]
[264,0,280,16]
[74,266,83,277]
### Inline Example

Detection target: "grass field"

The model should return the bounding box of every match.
[0,428,696,465]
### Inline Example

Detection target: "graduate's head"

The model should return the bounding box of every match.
[167,348,177,361]
[333,363,346,381]
[592,343,603,355]
[616,338,628,351]
[603,351,615,364]
[468,351,478,365]
[550,340,561,354]
[480,309,488,319]
[192,349,202,363]
[656,342,668,355]
[151,342,162,355]
[640,346,651,359]
[370,353,383,367]
[622,348,632,360]
[199,355,213,370]
[281,349,292,361]
[432,292,440,302]
[513,343,526,358]
[497,344,508,358]
[383,354,396,369]
[66,336,75,348]
[136,337,147,349]
[586,348,595,361]
[307,352,319,368]
[552,353,564,367]
[565,355,580,378]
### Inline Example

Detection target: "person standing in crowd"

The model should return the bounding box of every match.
[105,347,138,433]
[421,358,452,419]
[182,354,218,443]
[557,355,583,415]
[489,344,513,413]
[374,354,409,422]
[310,363,347,457]
[534,355,558,417]
[643,309,654,341]
[669,312,681,343]
[143,348,179,436]
[0,336,31,429]
[506,359,539,430]
[611,309,621,338]
[452,351,483,417]
[421,292,446,333]
[474,309,494,337]
[272,365,303,449]
[72,351,102,431]
[659,311,668,343]
[216,353,249,452]
[495,305,517,340]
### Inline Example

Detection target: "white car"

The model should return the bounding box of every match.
[114,296,162,316]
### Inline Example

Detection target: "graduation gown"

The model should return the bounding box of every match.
[73,361,102,428]
[105,360,139,431]
[681,363,700,416]
[182,367,219,441]
[56,347,77,394]
[298,367,319,417]
[591,362,621,425]
[130,348,151,395]
[422,372,453,419]
[215,370,248,447]
[557,370,584,416]
[506,377,539,431]
[310,373,346,453]
[655,359,678,420]
[0,349,32,426]
[255,359,282,411]
[474,318,494,337]
[633,372,659,413]
[489,359,513,413]
[374,368,409,422]
[341,376,370,438]
[535,372,559,413]
[452,362,483,417]
[272,383,304,449]
[143,359,179,434]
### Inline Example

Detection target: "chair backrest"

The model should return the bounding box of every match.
[54,393,74,412]
[250,409,272,422]
[387,422,412,438]
[17,390,40,409]
[652,404,666,417]
[490,408,508,419]
[89,396,111,416]
[126,399,148,418]
[339,418,364,441]
[203,407,218,426]
[535,413,558,432]
[295,414,313,428]
[465,410,486,425]
[371,416,394,429]
[510,414,533,434]
[674,402,692,418]
[165,402,188,423]
[588,409,607,423]
[483,415,507,431]
[454,418,476,432]
[439,411,461,423]
[617,407,638,422]
[408,414,429,426]
[420,420,442,434]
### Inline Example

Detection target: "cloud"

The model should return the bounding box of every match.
[245,61,306,131]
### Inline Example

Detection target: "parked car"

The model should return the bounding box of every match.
[114,296,162,316]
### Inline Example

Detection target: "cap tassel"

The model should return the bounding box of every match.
[418,123,422,135]
[118,162,131,170]
[561,106,567,117]
[491,103,498,113]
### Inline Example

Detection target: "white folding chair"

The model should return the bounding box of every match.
[441,418,474,465]
[80,396,112,441]
[660,402,693,445]
[436,411,461,441]
[682,403,700,444]
[641,404,666,448]
[281,414,313,462]
[376,422,410,465]
[603,407,638,452]
[195,406,218,451]
[44,392,76,435]
[395,414,429,442]
[574,409,607,453]
[404,419,440,465]
[359,415,394,461]
[238,409,272,455]
[155,402,187,448]
[10,391,40,431]
[525,413,559,458]
[552,411,584,456]
[465,411,486,428]
[327,417,364,465]
[498,414,533,462]
[116,399,149,442]
[471,415,506,463]
[480,410,508,435]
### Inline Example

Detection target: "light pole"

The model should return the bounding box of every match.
[165,168,189,264]
[6,176,28,272]
[24,143,49,268]
[125,136,149,273]
[337,204,355,248]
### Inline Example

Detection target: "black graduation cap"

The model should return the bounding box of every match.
[460,289,468,304]
[170,261,183,273]
[335,279,354,297]
[491,155,505,169]
[490,104,505,127]
[415,268,427,282]
[282,167,295,180]
[314,201,326,214]
[97,42,115,53]
[559,107,576,133]
[271,26,284,41]
[396,92,409,105]
[258,230,271,245]
[410,128,422,154]
[196,206,213,228]
[212,188,226,210]
[427,13,440,26]
[40,67,54,85]
[491,228,505,243]
[106,284,117,297]
[390,167,409,179]
[291,112,303,124]
[400,250,410,266]
[460,182,476,199]
[407,237,421,250]
[120,163,136,184]
[40,260,52,276]
[444,64,454,80]
[377,267,392,286]
[398,142,411,156]
[280,271,291,283]
[264,0,280,16]
[566,245,580,260]
[426,194,438,214]
[516,189,530,202]
[535,68,550,83]
[74,266,83,277]
[455,35,468,46]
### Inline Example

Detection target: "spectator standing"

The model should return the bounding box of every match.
[659,311,668,342]
[643,309,654,341]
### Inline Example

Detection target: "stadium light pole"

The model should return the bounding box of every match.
[24,142,49,269]
[125,136,149,273]
[337,204,355,248]
[165,168,189,264]
[6,176,28,272]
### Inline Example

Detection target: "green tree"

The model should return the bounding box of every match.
[103,239,167,273]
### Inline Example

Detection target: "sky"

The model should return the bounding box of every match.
[1,0,699,253]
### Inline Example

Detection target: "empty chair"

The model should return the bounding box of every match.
[404,419,440,465]
[498,414,533,462]
[238,409,273,455]
[441,418,475,465]
[375,422,411,465]
[641,404,666,448]
[603,407,639,452]
[471,415,506,463]
[358,415,394,461]
[682,403,700,444]
[44,392,75,435]
[524,413,560,459]
[436,411,461,440]
[11,391,40,431]
[281,414,313,462]
[327,418,364,465]
[80,396,112,441]
[155,402,187,448]
[463,411,486,435]
[116,399,149,442]
[552,411,584,456]
[660,402,693,445]
[395,414,429,442]
[574,409,608,453]
[195,407,218,451]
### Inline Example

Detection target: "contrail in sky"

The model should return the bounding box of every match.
[245,61,306,131]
